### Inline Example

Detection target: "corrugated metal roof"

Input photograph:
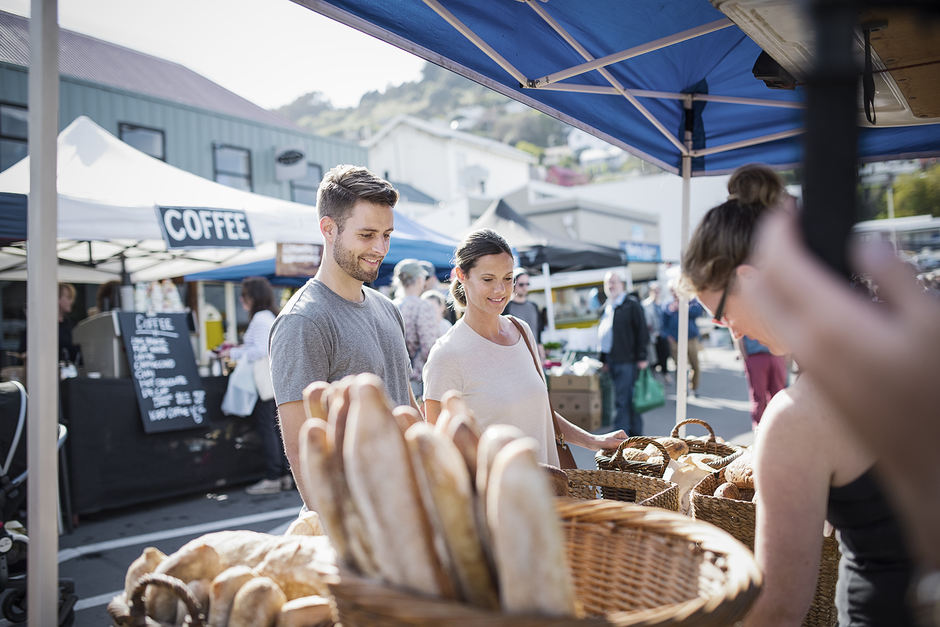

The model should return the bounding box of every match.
[0,10,301,131]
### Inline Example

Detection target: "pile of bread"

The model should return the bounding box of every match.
[712,448,756,501]
[297,373,580,618]
[117,513,336,627]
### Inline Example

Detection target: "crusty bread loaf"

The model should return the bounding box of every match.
[344,375,454,598]
[208,566,257,627]
[298,419,348,562]
[284,511,324,537]
[302,381,330,421]
[148,543,221,623]
[724,450,755,490]
[652,437,690,460]
[714,482,741,500]
[124,546,166,602]
[228,577,287,627]
[443,413,482,480]
[393,405,423,433]
[174,579,210,627]
[406,423,499,610]
[477,425,527,497]
[487,438,577,617]
[253,536,333,600]
[619,447,649,462]
[275,595,332,627]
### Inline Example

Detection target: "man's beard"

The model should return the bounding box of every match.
[334,234,381,283]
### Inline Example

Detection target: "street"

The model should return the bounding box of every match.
[33,344,753,627]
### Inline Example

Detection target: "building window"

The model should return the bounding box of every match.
[0,104,28,173]
[213,144,252,191]
[291,163,323,206]
[119,123,165,160]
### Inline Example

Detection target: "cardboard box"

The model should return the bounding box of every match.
[550,390,602,432]
[549,373,601,392]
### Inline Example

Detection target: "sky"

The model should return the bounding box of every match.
[0,0,427,110]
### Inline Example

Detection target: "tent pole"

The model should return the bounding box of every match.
[224,282,237,343]
[26,0,60,624]
[676,96,693,435]
[541,262,555,341]
[197,281,208,363]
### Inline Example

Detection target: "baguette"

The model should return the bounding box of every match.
[298,419,349,562]
[405,423,499,610]
[393,405,423,433]
[228,577,287,627]
[207,566,257,627]
[487,438,577,617]
[434,390,468,434]
[443,413,482,479]
[302,381,330,421]
[344,374,453,597]
[123,546,166,601]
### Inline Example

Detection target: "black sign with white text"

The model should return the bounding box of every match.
[118,312,207,433]
[157,206,255,250]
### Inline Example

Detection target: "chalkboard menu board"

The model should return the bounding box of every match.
[117,312,207,433]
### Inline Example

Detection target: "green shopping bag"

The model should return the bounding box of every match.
[633,367,665,414]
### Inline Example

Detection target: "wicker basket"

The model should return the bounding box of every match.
[691,470,840,627]
[108,573,207,627]
[670,419,744,469]
[564,468,679,512]
[594,436,670,478]
[326,498,762,627]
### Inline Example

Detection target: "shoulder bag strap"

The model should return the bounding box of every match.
[507,316,568,451]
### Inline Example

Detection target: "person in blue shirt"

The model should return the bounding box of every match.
[661,283,703,396]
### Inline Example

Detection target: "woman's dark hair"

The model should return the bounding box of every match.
[449,229,513,312]
[678,163,787,296]
[241,277,279,319]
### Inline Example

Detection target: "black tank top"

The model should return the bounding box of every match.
[827,468,915,626]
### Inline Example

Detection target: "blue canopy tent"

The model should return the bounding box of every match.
[185,209,458,287]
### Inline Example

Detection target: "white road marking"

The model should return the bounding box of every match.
[58,506,300,563]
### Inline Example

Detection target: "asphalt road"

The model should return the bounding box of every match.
[13,343,755,627]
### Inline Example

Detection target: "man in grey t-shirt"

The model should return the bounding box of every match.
[269,164,417,508]
[502,268,545,362]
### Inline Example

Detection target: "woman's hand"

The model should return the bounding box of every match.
[588,429,627,451]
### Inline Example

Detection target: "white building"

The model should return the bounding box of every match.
[367,115,536,230]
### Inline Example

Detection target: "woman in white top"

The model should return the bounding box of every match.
[423,229,627,466]
[219,277,288,495]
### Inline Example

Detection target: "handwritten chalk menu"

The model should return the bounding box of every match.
[117,312,207,433]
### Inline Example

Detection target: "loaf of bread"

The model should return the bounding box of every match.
[298,420,348,559]
[392,405,423,433]
[228,577,287,627]
[344,375,454,598]
[714,482,741,500]
[724,450,755,490]
[619,447,649,462]
[147,543,222,623]
[207,566,257,627]
[174,579,210,627]
[124,546,166,602]
[302,381,330,421]
[275,595,332,627]
[406,422,499,610]
[652,437,690,460]
[487,438,577,617]
[539,463,570,497]
[443,412,482,479]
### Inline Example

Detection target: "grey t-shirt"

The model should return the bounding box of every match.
[268,279,413,408]
[503,300,541,343]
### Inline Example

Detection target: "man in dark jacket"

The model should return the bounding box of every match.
[597,271,649,436]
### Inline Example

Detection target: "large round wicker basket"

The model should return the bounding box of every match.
[564,468,679,511]
[594,436,671,477]
[691,469,840,627]
[325,498,762,627]
[669,419,744,469]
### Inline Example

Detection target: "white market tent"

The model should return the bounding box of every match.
[0,116,324,283]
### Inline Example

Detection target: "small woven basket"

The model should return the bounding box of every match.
[594,436,670,478]
[564,468,679,512]
[670,419,744,469]
[326,498,762,627]
[108,573,207,627]
[691,469,840,627]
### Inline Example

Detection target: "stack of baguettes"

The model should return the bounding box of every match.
[298,373,579,618]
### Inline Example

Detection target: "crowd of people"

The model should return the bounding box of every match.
[206,161,940,625]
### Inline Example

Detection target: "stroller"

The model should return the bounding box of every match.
[0,381,77,626]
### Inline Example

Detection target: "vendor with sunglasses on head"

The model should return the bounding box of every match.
[678,163,915,626]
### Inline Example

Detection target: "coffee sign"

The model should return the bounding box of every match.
[157,206,255,250]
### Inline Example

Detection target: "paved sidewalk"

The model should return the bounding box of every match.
[570,344,756,468]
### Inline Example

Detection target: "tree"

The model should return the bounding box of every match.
[876,164,940,219]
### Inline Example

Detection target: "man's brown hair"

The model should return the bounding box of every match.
[316,165,399,232]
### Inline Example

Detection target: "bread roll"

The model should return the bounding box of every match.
[253,536,333,600]
[208,566,257,627]
[724,450,755,490]
[124,546,166,601]
[714,482,741,500]
[275,595,332,627]
[405,423,499,609]
[302,381,330,421]
[284,511,324,537]
[539,463,570,497]
[174,579,210,626]
[487,438,577,617]
[148,543,221,623]
[228,577,287,627]
[618,447,649,462]
[653,437,690,460]
[344,374,453,598]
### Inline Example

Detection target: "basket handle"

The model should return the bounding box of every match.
[128,573,207,627]
[670,418,716,442]
[610,436,671,478]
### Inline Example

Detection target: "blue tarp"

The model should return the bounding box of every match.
[299,0,940,175]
